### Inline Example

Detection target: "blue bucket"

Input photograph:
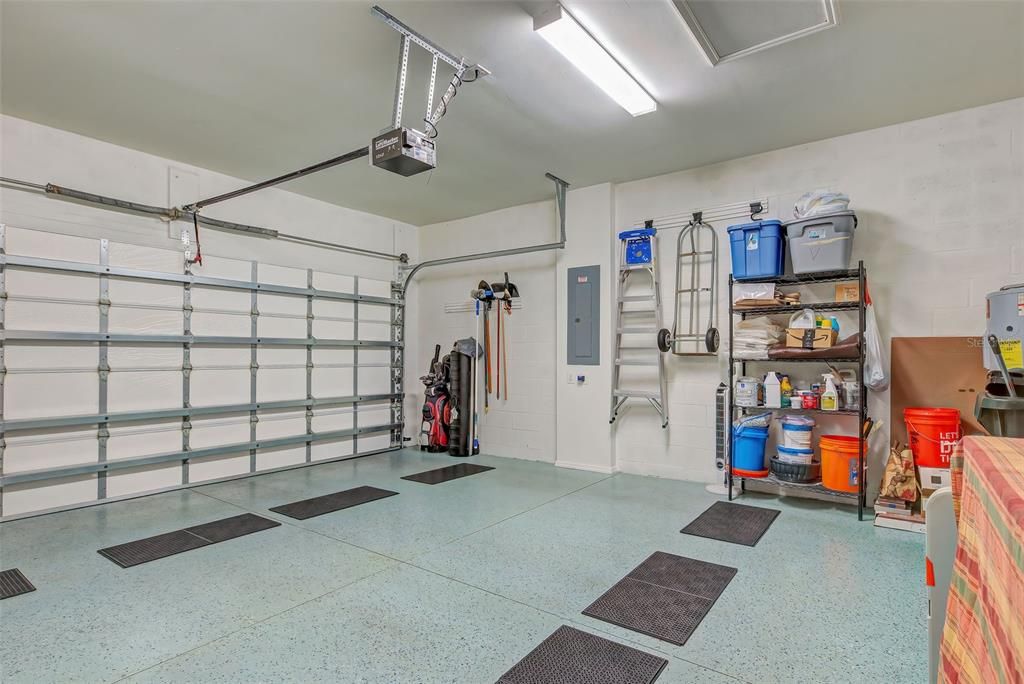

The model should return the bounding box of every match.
[732,425,769,471]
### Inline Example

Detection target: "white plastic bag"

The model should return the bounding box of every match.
[864,285,888,391]
[788,308,817,329]
[794,189,850,219]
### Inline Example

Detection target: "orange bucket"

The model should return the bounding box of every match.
[904,407,961,468]
[820,435,862,493]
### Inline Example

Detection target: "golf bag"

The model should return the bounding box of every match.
[419,345,451,452]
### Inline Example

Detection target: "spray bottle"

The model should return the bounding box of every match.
[821,373,839,411]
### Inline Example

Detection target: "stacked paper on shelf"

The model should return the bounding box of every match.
[733,319,785,359]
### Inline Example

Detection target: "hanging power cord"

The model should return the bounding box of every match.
[423,70,477,140]
[190,211,204,266]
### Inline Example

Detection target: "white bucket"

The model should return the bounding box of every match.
[777,445,814,464]
[782,423,813,449]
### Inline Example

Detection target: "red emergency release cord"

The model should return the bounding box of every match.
[191,212,203,266]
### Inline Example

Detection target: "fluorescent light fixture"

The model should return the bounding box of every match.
[534,4,656,117]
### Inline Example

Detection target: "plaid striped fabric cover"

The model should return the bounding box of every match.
[940,436,1024,684]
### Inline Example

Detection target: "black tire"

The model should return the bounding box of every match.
[705,327,720,353]
[657,328,672,353]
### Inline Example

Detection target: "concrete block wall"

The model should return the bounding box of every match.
[412,199,559,462]
[413,96,1024,493]
[615,96,1024,492]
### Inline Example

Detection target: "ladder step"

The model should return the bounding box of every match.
[613,389,661,399]
[619,295,656,302]
[615,359,659,366]
[676,288,712,293]
[618,327,657,334]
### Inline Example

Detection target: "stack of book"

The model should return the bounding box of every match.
[873,496,925,533]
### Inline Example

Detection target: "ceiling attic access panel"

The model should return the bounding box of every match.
[672,0,839,65]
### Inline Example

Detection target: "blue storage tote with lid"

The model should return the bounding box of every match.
[727,220,785,280]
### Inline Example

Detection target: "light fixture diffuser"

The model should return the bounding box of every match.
[534,4,656,117]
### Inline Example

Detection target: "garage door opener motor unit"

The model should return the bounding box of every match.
[370,6,488,177]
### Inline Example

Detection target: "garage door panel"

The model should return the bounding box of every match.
[191,311,250,337]
[259,314,306,338]
[312,408,354,432]
[313,271,354,293]
[311,437,354,461]
[188,452,249,483]
[7,299,97,332]
[313,366,353,397]
[190,369,249,406]
[257,368,305,402]
[108,370,180,412]
[359,367,392,395]
[108,306,182,335]
[106,464,181,498]
[314,318,354,339]
[7,227,98,262]
[3,475,97,516]
[4,430,97,473]
[5,372,98,419]
[256,446,306,470]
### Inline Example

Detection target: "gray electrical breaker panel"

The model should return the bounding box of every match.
[567,265,600,365]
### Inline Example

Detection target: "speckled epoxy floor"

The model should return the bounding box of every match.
[0,449,927,683]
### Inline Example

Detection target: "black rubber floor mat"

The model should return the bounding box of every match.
[627,551,737,597]
[497,625,667,684]
[681,501,780,547]
[582,552,736,646]
[99,513,280,568]
[584,578,715,646]
[186,513,280,542]
[98,530,211,568]
[0,568,36,600]
[401,462,494,485]
[269,486,398,520]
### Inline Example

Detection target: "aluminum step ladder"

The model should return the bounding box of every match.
[610,221,669,427]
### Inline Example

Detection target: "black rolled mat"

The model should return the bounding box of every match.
[681,501,780,547]
[269,486,398,520]
[401,462,494,485]
[99,529,211,568]
[186,512,280,543]
[497,625,667,684]
[582,551,736,646]
[0,568,36,600]
[98,513,280,568]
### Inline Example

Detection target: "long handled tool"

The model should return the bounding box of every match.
[484,301,492,412]
[502,296,510,398]
[496,303,502,399]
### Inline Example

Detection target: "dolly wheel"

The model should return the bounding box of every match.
[657,328,672,353]
[705,328,720,353]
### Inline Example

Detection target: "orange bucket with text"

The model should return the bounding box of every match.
[904,407,961,468]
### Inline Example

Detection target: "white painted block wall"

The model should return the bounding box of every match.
[614,96,1024,491]
[412,197,560,462]
[415,97,1024,496]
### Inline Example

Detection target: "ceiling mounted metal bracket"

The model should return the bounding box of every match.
[373,4,489,130]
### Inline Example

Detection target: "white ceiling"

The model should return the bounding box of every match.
[2,0,1022,226]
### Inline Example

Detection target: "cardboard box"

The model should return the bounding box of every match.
[785,328,838,349]
[835,283,860,302]
[918,466,951,490]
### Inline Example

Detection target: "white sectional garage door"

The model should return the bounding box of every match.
[0,225,403,518]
